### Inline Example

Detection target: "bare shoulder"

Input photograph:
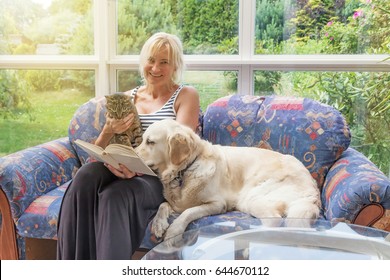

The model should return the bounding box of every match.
[175,85,200,130]
[178,85,200,103]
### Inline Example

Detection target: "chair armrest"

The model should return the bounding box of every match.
[322,147,390,225]
[0,137,80,222]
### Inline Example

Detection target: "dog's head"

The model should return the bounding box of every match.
[136,119,200,175]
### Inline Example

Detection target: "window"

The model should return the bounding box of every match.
[0,0,94,55]
[1,0,389,175]
[0,69,94,155]
[116,0,239,55]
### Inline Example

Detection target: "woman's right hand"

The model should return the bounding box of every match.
[96,114,135,148]
[103,113,135,135]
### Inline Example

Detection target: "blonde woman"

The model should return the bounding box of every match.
[57,32,200,259]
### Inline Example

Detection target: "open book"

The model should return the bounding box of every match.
[74,139,156,176]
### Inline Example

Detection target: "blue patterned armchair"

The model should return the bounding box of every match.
[1,94,389,259]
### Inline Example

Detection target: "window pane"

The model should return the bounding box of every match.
[117,70,141,92]
[116,0,239,55]
[253,70,390,176]
[255,0,390,55]
[0,0,94,55]
[116,70,237,111]
[0,69,95,156]
[184,71,237,110]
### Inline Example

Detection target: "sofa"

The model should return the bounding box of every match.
[1,94,390,259]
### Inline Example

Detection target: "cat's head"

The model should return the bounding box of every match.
[105,93,134,119]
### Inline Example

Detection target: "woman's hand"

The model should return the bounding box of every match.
[104,163,142,179]
[105,113,135,134]
[96,114,135,148]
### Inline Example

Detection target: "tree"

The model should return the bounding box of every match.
[255,0,285,44]
[117,0,177,55]
[289,0,336,42]
[177,0,238,54]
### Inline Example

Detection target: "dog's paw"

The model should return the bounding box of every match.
[164,224,186,240]
[153,229,200,255]
[151,218,170,239]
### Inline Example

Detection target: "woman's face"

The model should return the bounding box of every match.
[144,46,175,87]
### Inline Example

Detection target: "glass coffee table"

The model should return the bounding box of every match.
[142,218,390,260]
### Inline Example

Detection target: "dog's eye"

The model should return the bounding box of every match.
[146,138,155,145]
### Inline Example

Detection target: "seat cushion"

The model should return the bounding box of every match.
[16,182,70,239]
[203,95,351,187]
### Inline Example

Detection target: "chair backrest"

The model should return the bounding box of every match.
[68,96,107,164]
[202,95,351,187]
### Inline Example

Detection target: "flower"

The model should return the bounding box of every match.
[353,9,364,19]
[327,21,333,26]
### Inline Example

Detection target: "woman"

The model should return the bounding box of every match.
[57,32,200,260]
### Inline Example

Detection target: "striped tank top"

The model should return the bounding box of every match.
[131,85,184,132]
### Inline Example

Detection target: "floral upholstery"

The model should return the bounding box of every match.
[1,94,389,259]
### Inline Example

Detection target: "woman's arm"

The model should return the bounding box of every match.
[175,86,200,132]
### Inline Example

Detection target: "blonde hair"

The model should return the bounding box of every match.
[139,32,185,86]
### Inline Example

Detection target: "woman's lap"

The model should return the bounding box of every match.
[57,161,164,259]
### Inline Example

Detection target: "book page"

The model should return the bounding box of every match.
[110,153,156,176]
[74,139,105,161]
[105,144,138,157]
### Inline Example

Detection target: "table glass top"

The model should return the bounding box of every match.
[142,218,390,260]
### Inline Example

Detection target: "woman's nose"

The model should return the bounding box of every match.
[151,62,159,71]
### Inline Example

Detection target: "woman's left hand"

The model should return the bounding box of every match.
[104,163,138,179]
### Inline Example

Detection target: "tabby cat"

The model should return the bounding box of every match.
[105,93,143,147]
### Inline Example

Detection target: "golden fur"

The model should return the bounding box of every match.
[136,119,321,240]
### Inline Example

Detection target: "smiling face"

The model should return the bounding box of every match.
[139,32,184,86]
[143,47,175,87]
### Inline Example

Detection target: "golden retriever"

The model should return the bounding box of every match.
[136,119,321,241]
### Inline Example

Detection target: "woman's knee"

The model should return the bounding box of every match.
[67,162,113,195]
[99,176,163,207]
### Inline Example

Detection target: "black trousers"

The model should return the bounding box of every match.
[56,161,164,260]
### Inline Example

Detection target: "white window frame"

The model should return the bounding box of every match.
[0,0,389,97]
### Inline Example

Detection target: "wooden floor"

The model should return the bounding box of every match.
[24,238,146,260]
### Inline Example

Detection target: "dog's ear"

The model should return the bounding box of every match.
[168,131,192,166]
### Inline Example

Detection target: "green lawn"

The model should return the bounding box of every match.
[0,89,93,156]
[183,71,233,111]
